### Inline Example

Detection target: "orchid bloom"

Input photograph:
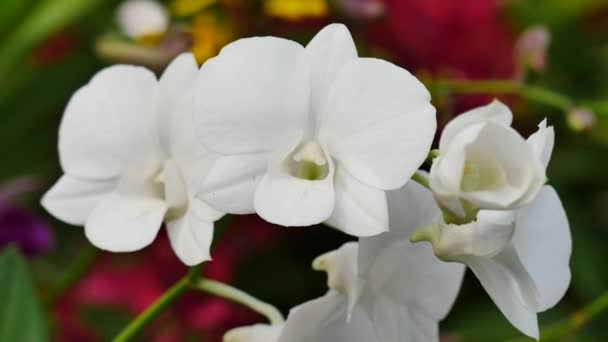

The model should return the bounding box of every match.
[413,120,571,339]
[116,0,169,40]
[194,24,436,236]
[271,181,464,342]
[429,100,546,222]
[223,324,284,342]
[42,53,223,266]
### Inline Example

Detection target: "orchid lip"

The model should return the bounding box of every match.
[284,141,330,181]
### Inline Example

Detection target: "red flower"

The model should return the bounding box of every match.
[368,0,515,79]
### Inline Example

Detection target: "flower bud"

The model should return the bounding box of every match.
[567,107,596,131]
[516,25,551,76]
[333,0,385,20]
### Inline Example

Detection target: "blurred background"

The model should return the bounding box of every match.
[1,0,608,341]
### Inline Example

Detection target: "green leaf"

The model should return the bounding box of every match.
[0,246,48,342]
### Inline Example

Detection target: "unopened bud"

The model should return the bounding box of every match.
[335,0,385,19]
[516,25,551,76]
[567,107,596,131]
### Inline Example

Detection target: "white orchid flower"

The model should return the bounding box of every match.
[42,53,223,266]
[275,181,465,342]
[223,323,284,342]
[116,0,169,40]
[194,23,436,236]
[429,100,546,221]
[413,121,571,339]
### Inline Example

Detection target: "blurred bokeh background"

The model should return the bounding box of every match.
[1,0,608,341]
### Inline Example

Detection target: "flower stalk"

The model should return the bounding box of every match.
[191,278,285,325]
[112,264,283,342]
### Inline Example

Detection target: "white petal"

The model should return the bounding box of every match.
[304,23,357,117]
[325,164,388,237]
[198,153,268,214]
[432,121,545,212]
[358,182,465,320]
[194,37,307,154]
[41,175,117,226]
[85,192,167,252]
[254,143,335,227]
[423,211,516,261]
[513,186,571,311]
[323,57,435,190]
[464,246,540,339]
[439,99,513,151]
[157,53,199,156]
[358,180,439,273]
[526,119,554,170]
[166,202,214,266]
[363,239,465,321]
[312,242,360,315]
[367,295,439,342]
[224,324,283,342]
[59,65,160,179]
[278,292,377,342]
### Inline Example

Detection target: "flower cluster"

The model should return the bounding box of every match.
[42,23,571,341]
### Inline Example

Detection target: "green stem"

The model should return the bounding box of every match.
[112,265,203,342]
[411,172,430,190]
[190,278,284,325]
[509,290,608,342]
[438,79,573,111]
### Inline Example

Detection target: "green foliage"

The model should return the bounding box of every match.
[0,246,48,342]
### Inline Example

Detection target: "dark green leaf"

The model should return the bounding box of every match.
[0,246,48,342]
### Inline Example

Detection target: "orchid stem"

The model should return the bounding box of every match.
[112,265,203,342]
[436,79,573,112]
[190,278,285,325]
[509,290,608,342]
[112,263,284,341]
[411,172,430,190]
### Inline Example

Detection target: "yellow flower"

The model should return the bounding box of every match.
[171,0,216,17]
[189,14,233,64]
[263,0,329,20]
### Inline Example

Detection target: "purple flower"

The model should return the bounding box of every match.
[0,177,53,256]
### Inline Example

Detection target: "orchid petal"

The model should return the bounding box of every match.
[85,192,167,252]
[513,186,571,311]
[254,142,334,227]
[313,242,360,315]
[464,246,540,339]
[224,324,283,342]
[157,53,199,156]
[278,292,377,342]
[41,175,117,226]
[325,164,388,237]
[85,161,166,252]
[439,99,513,151]
[526,119,554,170]
[198,153,268,214]
[323,58,435,190]
[304,23,357,117]
[59,65,160,180]
[194,37,307,154]
[367,295,438,342]
[166,201,215,265]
